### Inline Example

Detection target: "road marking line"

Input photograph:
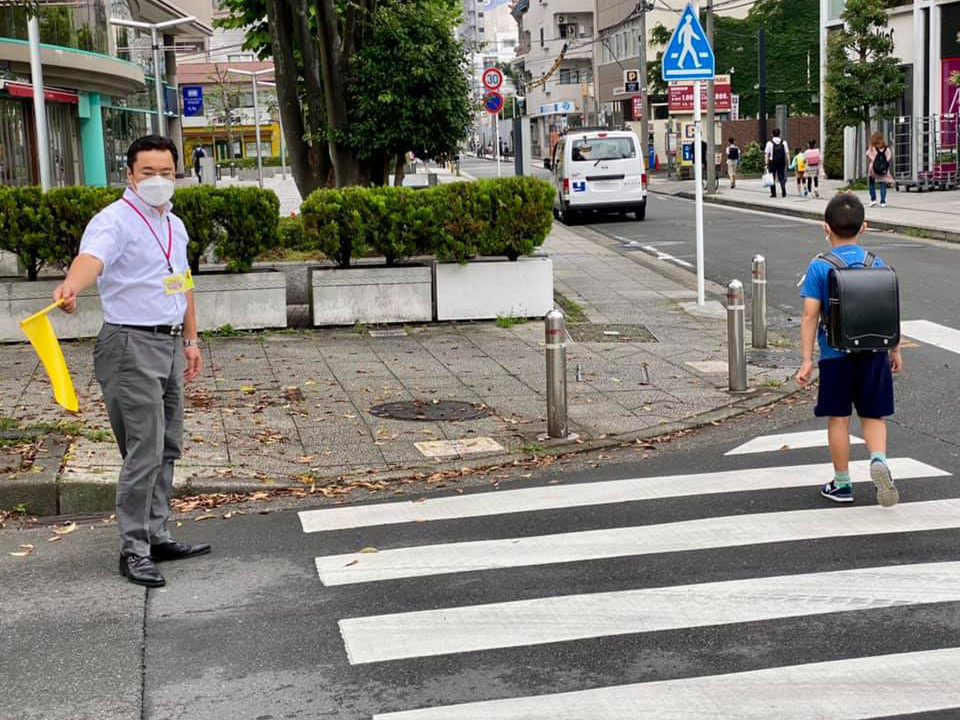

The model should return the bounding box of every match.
[314,497,960,586]
[725,430,864,455]
[902,320,960,355]
[641,244,694,267]
[298,458,947,534]
[372,647,960,719]
[342,560,960,664]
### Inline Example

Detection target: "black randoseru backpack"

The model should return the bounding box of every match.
[818,251,900,351]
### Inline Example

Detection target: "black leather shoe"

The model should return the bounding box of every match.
[119,554,165,588]
[150,540,211,562]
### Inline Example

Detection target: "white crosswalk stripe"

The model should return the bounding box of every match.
[299,457,942,533]
[299,440,959,718]
[372,648,960,719]
[902,319,960,355]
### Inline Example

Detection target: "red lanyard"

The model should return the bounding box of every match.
[123,197,173,273]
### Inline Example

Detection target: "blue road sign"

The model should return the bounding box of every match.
[182,86,203,117]
[662,3,715,82]
[484,91,504,115]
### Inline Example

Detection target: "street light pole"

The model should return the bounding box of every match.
[109,16,197,137]
[27,15,51,191]
[227,68,273,189]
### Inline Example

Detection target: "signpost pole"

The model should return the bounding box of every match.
[693,79,705,306]
[495,115,501,178]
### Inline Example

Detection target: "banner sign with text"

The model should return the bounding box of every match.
[667,76,731,113]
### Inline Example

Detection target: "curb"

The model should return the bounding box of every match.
[0,433,70,516]
[22,383,807,516]
[663,190,960,244]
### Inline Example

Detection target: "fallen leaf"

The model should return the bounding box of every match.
[195,514,216,521]
[240,386,256,395]
[359,547,379,554]
[52,521,77,536]
[10,544,33,557]
[47,536,62,543]
[345,559,358,566]
[780,444,791,451]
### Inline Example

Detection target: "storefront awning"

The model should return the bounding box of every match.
[1,80,78,105]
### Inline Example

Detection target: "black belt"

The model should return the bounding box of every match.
[117,323,183,336]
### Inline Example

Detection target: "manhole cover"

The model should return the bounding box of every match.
[748,350,805,369]
[369,400,492,422]
[567,324,657,343]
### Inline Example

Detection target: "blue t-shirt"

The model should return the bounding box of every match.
[800,244,886,361]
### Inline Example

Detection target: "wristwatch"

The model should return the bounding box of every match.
[184,339,200,347]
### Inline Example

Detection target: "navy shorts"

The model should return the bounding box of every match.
[815,352,894,418]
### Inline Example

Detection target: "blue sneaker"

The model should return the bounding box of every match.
[870,459,900,508]
[821,480,853,503]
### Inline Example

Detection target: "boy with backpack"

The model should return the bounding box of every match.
[764,129,789,198]
[796,194,902,507]
[726,138,740,189]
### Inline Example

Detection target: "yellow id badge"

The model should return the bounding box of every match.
[184,268,196,291]
[163,273,188,295]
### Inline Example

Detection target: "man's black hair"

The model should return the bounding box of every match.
[126,135,179,170]
[825,193,865,239]
[728,137,735,143]
[772,128,781,137]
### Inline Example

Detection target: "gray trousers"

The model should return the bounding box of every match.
[94,324,184,557]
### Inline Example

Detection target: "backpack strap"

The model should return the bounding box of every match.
[863,251,877,267]
[816,251,847,270]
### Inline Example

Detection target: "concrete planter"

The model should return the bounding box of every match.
[0,271,287,342]
[237,167,276,181]
[435,255,553,321]
[311,264,433,326]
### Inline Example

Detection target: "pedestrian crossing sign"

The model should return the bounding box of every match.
[662,3,715,82]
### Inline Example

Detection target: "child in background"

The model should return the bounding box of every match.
[804,139,822,198]
[790,147,808,195]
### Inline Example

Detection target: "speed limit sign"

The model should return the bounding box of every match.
[482,67,504,91]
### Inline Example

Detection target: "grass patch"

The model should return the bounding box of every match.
[352,321,369,335]
[762,379,785,388]
[201,324,242,338]
[14,420,112,443]
[769,337,793,348]
[553,291,588,324]
[840,179,868,191]
[495,315,529,329]
[902,227,933,239]
[520,442,546,455]
[0,417,19,432]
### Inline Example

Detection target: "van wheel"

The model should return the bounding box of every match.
[634,203,646,221]
[559,203,578,225]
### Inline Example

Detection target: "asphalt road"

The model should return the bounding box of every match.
[5,395,958,719]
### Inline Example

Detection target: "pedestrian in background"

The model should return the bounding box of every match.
[790,146,807,195]
[726,137,740,189]
[54,135,209,589]
[804,139,822,198]
[764,128,789,198]
[795,193,901,507]
[192,145,205,184]
[867,132,893,208]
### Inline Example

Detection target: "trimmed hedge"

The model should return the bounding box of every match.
[300,177,554,267]
[0,185,280,279]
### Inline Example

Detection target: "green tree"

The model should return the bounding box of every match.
[825,0,904,176]
[216,0,471,191]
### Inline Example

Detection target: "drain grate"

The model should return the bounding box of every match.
[567,324,657,343]
[369,400,492,422]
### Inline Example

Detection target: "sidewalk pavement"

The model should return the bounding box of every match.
[0,222,799,515]
[650,175,960,243]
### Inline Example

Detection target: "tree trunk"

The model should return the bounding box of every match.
[267,0,331,198]
[393,153,405,187]
[315,0,357,187]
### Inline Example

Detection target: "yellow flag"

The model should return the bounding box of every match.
[20,300,78,413]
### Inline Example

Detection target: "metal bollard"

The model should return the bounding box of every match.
[727,279,747,392]
[545,309,568,439]
[751,254,767,349]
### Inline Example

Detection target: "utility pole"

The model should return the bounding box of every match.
[758,27,767,145]
[638,1,652,167]
[705,0,716,194]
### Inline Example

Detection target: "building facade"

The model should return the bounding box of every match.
[511,0,595,157]
[177,61,280,164]
[0,0,211,187]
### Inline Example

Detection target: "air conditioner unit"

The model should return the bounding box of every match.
[557,15,565,23]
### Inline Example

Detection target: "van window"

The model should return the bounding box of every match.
[571,137,636,162]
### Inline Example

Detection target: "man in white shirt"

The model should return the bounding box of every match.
[54,135,208,588]
[764,128,789,198]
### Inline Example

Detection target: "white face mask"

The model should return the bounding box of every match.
[135,175,175,207]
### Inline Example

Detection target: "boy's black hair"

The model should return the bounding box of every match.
[126,135,178,170]
[772,128,781,137]
[825,193,865,239]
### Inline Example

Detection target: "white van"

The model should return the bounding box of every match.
[545,129,647,223]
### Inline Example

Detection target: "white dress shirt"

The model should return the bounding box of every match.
[764,138,789,162]
[80,187,190,326]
